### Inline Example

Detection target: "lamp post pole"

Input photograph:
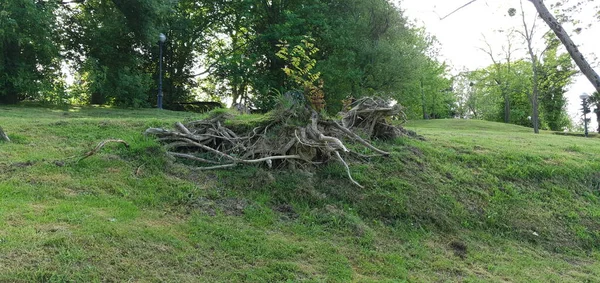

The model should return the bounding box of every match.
[580,93,590,137]
[158,33,166,109]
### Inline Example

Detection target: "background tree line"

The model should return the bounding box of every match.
[1,0,591,129]
[455,32,576,131]
[0,0,455,118]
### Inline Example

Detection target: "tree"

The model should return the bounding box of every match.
[0,0,62,104]
[479,31,519,123]
[444,0,600,98]
[589,92,600,133]
[538,33,576,131]
[317,0,438,114]
[200,0,444,114]
[517,0,542,134]
[468,60,535,126]
[156,0,221,106]
[528,0,600,95]
[64,0,167,107]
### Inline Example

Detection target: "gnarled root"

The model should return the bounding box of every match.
[146,97,412,187]
[79,139,130,162]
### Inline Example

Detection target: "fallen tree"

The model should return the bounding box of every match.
[145,97,417,188]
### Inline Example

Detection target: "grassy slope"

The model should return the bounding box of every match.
[0,106,599,282]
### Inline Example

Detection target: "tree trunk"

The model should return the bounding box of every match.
[530,52,540,134]
[505,60,512,123]
[90,92,106,105]
[529,0,600,94]
[596,110,600,133]
[1,40,20,104]
[532,88,540,133]
[504,93,510,123]
[522,0,540,134]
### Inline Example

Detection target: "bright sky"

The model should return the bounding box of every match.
[400,0,600,128]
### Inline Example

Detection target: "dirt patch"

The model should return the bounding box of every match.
[49,121,69,126]
[11,161,35,168]
[407,146,424,157]
[273,204,299,220]
[190,197,250,216]
[36,224,70,234]
[449,240,468,259]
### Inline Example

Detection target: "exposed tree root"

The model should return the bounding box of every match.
[79,139,130,162]
[146,97,415,187]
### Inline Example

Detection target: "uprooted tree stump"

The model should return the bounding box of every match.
[0,126,9,142]
[145,97,418,188]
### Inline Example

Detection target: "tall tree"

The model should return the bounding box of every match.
[0,0,61,104]
[156,0,221,106]
[528,0,600,95]
[538,33,576,131]
[590,92,600,133]
[467,60,536,126]
[200,0,443,114]
[515,0,542,133]
[444,0,600,97]
[65,0,166,107]
[479,31,518,123]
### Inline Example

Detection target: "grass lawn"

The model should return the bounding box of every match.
[1,106,599,282]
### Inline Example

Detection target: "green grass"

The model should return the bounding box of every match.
[1,106,599,282]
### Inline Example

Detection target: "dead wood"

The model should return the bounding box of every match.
[0,126,9,142]
[145,97,415,187]
[79,139,130,162]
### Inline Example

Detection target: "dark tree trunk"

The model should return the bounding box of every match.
[596,110,600,133]
[504,60,512,123]
[504,94,510,123]
[0,83,18,104]
[1,40,20,104]
[90,92,106,105]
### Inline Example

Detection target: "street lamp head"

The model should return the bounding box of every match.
[580,93,590,100]
[159,33,167,43]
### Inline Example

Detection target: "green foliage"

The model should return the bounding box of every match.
[316,0,446,114]
[589,91,600,133]
[404,59,455,119]
[199,0,448,114]
[64,0,168,107]
[538,34,577,131]
[457,65,531,123]
[276,38,321,89]
[0,0,62,104]
[0,0,452,113]
[276,37,326,112]
[463,48,575,130]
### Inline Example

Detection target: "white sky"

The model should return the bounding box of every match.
[400,0,600,127]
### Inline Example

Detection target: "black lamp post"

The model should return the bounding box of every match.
[157,33,167,109]
[580,93,591,137]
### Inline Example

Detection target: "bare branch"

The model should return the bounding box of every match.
[440,0,480,20]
